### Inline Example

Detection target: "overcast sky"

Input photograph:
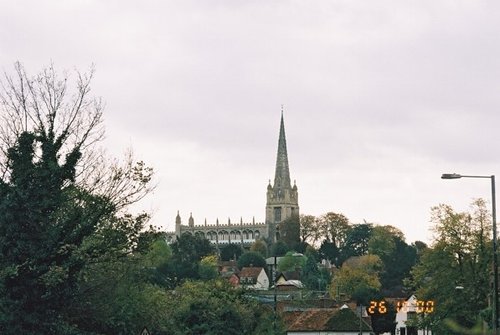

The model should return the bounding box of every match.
[1,0,499,243]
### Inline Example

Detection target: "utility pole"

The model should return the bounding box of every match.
[359,304,363,335]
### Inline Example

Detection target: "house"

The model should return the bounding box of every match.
[395,295,433,335]
[218,260,240,286]
[228,273,240,287]
[239,267,269,290]
[276,270,301,284]
[282,305,374,335]
[277,279,304,291]
[218,260,239,277]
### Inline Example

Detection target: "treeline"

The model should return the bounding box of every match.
[271,213,426,297]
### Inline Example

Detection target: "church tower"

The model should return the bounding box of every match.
[265,110,299,241]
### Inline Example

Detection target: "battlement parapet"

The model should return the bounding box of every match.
[188,222,266,228]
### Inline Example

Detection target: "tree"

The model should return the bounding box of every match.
[250,239,268,258]
[368,225,397,258]
[220,243,244,261]
[278,214,300,250]
[165,280,275,335]
[412,240,428,258]
[277,251,306,272]
[237,251,267,269]
[71,246,171,335]
[198,254,219,280]
[368,225,418,295]
[0,63,153,209]
[160,233,216,286]
[330,255,382,304]
[299,214,319,244]
[318,212,351,247]
[0,63,154,334]
[145,237,175,287]
[271,240,289,256]
[408,200,492,333]
[319,240,340,267]
[144,237,172,268]
[340,223,373,262]
[300,250,325,291]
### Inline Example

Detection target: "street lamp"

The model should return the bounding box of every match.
[441,173,498,333]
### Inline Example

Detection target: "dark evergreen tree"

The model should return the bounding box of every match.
[278,214,300,250]
[160,233,215,287]
[271,240,289,256]
[340,223,373,263]
[220,243,244,261]
[301,252,322,290]
[368,225,419,295]
[319,240,340,266]
[237,251,267,269]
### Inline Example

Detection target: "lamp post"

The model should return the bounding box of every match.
[441,173,498,333]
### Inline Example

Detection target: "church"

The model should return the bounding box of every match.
[165,111,299,246]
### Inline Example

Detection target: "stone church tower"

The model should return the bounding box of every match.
[265,111,299,241]
[166,110,299,246]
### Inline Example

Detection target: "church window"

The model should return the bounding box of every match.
[222,231,229,240]
[274,207,282,222]
[231,231,239,240]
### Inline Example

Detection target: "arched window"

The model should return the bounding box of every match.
[254,230,260,239]
[219,231,229,241]
[230,231,235,240]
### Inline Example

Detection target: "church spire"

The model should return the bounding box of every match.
[265,107,299,242]
[273,108,291,189]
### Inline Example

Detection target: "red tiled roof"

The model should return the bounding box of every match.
[283,308,372,332]
[239,267,264,279]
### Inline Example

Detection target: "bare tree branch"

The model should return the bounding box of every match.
[0,62,154,212]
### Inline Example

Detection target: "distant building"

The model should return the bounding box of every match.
[282,305,374,335]
[166,111,299,245]
[239,267,270,290]
[395,295,433,335]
